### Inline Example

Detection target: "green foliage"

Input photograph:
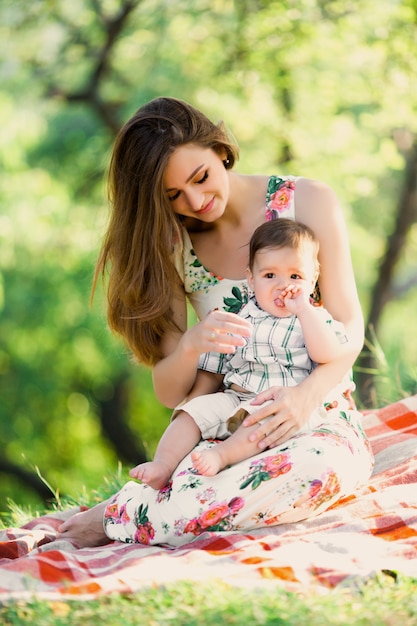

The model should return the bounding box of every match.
[0,0,416,507]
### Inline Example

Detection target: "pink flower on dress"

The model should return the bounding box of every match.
[184,518,200,535]
[105,501,120,523]
[134,522,155,544]
[293,473,341,511]
[316,472,340,502]
[198,502,230,529]
[269,181,295,212]
[307,479,323,498]
[228,497,244,514]
[263,453,292,478]
[120,503,131,524]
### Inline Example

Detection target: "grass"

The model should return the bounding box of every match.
[1,575,417,625]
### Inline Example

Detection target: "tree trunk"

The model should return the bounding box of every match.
[94,374,148,466]
[357,138,417,406]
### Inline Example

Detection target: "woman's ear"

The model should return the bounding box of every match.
[215,146,230,167]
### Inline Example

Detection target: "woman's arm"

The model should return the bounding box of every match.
[152,286,252,408]
[244,177,364,447]
[185,370,224,400]
[295,177,364,353]
[152,289,200,408]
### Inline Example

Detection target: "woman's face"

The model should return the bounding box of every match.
[163,143,230,222]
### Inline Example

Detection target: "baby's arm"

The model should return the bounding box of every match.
[282,285,346,363]
[185,369,224,402]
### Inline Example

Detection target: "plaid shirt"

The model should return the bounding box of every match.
[198,297,347,395]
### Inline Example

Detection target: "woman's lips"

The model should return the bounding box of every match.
[197,196,215,215]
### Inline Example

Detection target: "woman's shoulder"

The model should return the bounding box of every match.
[295,176,335,196]
[293,177,342,227]
[261,174,346,247]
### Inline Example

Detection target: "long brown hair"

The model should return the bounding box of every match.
[94,97,239,366]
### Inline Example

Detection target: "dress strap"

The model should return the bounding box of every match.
[265,175,297,221]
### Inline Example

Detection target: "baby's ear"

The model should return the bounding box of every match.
[245,267,254,290]
[312,263,320,286]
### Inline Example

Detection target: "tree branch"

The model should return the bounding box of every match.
[0,459,56,503]
[52,0,140,133]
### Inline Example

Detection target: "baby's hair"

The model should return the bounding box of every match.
[249,219,319,271]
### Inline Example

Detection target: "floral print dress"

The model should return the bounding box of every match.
[103,176,374,547]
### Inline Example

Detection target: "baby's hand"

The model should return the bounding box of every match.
[280,284,308,313]
[281,284,302,300]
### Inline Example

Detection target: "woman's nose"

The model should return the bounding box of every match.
[185,188,204,212]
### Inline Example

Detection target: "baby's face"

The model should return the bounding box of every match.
[246,243,318,317]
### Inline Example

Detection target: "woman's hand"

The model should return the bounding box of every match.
[154,308,251,409]
[184,309,252,356]
[243,385,314,449]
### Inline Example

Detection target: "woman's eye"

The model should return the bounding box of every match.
[196,171,208,184]
[168,190,181,202]
[167,170,208,201]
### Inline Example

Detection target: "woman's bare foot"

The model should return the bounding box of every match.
[57,501,110,548]
[129,461,172,490]
[191,449,224,476]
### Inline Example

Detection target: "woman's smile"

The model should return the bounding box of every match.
[196,196,215,215]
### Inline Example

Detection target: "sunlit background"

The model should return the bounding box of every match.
[0,0,416,512]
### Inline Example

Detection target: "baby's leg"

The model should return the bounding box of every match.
[130,412,201,490]
[191,421,260,476]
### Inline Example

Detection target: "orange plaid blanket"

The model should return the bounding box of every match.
[1,395,416,601]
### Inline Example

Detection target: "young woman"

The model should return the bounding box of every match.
[58,97,374,547]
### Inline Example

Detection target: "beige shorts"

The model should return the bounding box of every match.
[174,389,327,441]
[173,389,272,440]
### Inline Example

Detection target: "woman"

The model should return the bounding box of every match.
[59,97,374,547]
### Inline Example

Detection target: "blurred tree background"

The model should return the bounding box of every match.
[0,0,416,511]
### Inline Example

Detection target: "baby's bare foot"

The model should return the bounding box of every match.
[191,449,223,476]
[129,461,172,490]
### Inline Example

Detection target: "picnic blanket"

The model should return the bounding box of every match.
[1,394,417,601]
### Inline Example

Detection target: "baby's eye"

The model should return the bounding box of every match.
[168,190,181,202]
[265,272,275,279]
[196,171,209,184]
[290,273,302,280]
